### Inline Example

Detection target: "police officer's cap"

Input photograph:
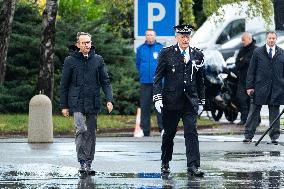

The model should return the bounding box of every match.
[173,24,194,35]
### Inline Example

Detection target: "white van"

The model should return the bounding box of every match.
[190,2,275,50]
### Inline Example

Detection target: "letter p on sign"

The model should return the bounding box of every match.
[135,0,179,38]
[148,3,165,29]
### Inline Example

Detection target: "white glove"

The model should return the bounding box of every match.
[198,105,203,115]
[155,100,163,113]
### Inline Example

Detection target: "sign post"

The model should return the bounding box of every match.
[134,0,179,50]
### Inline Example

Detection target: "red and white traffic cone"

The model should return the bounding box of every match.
[133,108,144,137]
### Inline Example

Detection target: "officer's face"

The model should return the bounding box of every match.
[266,33,277,47]
[77,35,92,55]
[145,30,156,45]
[176,33,191,50]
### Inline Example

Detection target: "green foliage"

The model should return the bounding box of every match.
[180,0,195,26]
[100,0,134,38]
[202,0,273,25]
[0,1,41,113]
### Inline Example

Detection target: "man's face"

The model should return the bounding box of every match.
[241,35,252,47]
[175,33,191,50]
[77,35,92,55]
[266,33,277,47]
[145,30,156,45]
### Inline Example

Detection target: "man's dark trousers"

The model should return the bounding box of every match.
[140,84,163,135]
[161,97,200,168]
[244,104,280,140]
[237,83,250,122]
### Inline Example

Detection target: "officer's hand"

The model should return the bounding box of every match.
[198,105,204,116]
[155,100,163,113]
[107,102,113,113]
[62,109,69,117]
[198,99,205,116]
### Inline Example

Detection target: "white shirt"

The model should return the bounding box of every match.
[266,44,276,58]
[178,46,190,63]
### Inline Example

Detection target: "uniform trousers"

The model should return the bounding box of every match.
[244,104,280,140]
[74,112,97,165]
[161,97,200,168]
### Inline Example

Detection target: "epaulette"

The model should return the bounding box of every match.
[192,47,203,52]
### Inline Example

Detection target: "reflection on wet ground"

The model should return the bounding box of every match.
[0,164,283,188]
[1,137,284,188]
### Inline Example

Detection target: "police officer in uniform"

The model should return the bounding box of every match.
[153,24,205,176]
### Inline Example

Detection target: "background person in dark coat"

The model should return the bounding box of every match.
[244,31,284,144]
[235,32,257,125]
[136,29,164,136]
[60,32,113,173]
[153,24,205,176]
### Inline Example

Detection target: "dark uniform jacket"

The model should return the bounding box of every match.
[246,45,284,105]
[60,45,113,114]
[235,39,257,85]
[153,44,205,112]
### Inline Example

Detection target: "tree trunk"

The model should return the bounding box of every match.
[273,0,284,30]
[37,0,58,99]
[0,0,16,85]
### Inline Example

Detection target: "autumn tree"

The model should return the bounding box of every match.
[37,0,58,99]
[0,0,16,84]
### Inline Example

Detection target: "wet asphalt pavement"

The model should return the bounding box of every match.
[1,135,284,189]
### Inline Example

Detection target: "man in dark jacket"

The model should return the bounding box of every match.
[235,32,257,125]
[153,24,205,176]
[60,32,113,173]
[244,31,284,144]
[136,29,164,136]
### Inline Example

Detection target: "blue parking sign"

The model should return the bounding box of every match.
[135,0,179,38]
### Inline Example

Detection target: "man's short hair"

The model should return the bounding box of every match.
[266,31,277,37]
[76,32,92,42]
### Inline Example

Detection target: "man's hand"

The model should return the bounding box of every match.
[107,102,113,113]
[198,99,205,115]
[155,100,163,113]
[247,89,254,96]
[62,109,69,117]
[198,105,204,115]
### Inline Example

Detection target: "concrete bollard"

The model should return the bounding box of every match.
[28,94,53,143]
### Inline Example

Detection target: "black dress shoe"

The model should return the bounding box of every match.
[243,138,252,143]
[237,120,246,125]
[187,166,204,177]
[161,162,170,174]
[271,140,278,145]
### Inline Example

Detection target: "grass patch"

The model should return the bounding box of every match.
[0,114,217,135]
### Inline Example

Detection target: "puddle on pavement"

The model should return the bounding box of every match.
[0,165,283,189]
[225,151,281,159]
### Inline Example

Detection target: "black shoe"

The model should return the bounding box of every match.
[86,164,96,175]
[237,120,246,125]
[187,166,204,177]
[78,163,86,173]
[143,131,150,136]
[243,138,252,143]
[161,162,170,174]
[271,140,278,145]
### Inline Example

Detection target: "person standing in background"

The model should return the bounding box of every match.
[136,29,164,136]
[235,32,257,125]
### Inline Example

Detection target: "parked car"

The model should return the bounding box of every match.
[190,2,274,54]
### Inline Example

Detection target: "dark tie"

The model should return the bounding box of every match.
[181,50,186,63]
[269,48,273,59]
